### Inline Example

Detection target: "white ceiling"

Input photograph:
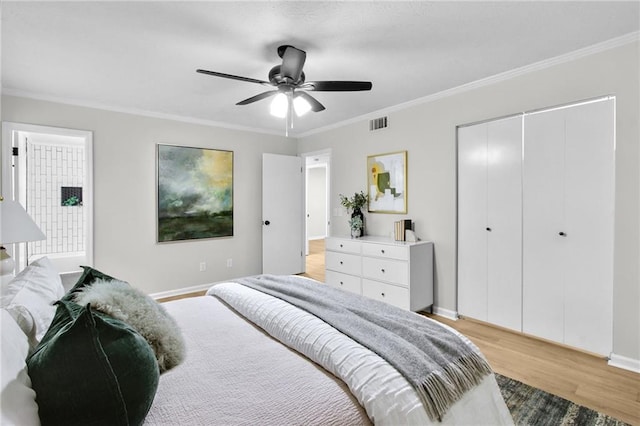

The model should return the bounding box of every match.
[2,1,639,137]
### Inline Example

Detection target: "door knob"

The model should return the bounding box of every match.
[264,220,271,225]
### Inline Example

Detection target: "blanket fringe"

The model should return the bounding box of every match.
[416,353,493,421]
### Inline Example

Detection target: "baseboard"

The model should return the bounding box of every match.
[608,353,640,373]
[149,282,214,300]
[432,305,458,321]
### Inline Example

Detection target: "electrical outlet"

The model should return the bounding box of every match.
[199,262,206,272]
[226,258,233,268]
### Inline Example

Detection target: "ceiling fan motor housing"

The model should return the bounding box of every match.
[269,65,305,86]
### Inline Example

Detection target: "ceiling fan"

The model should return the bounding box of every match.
[197,45,372,131]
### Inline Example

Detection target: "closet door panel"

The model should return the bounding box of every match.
[522,111,565,343]
[486,116,523,331]
[457,124,488,321]
[563,99,614,355]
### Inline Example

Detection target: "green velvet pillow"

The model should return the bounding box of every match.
[63,266,119,302]
[27,300,159,425]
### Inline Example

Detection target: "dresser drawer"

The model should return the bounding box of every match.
[362,257,408,286]
[362,279,409,310]
[326,251,361,276]
[326,238,361,254]
[325,270,361,295]
[361,242,409,261]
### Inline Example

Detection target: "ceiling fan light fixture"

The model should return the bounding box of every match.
[293,95,311,117]
[270,93,288,118]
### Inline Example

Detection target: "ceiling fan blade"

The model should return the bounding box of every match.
[305,81,372,91]
[295,91,325,112]
[280,46,306,83]
[236,90,280,106]
[197,69,271,86]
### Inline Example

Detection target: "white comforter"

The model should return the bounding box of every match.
[146,294,370,425]
[208,281,513,425]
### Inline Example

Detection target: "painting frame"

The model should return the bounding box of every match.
[156,144,234,243]
[367,150,407,214]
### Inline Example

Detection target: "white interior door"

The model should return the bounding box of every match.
[262,153,304,275]
[486,116,522,331]
[457,123,489,321]
[562,99,614,355]
[523,109,566,343]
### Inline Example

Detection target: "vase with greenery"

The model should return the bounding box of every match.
[339,191,368,237]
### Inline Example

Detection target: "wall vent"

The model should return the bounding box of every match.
[369,116,389,131]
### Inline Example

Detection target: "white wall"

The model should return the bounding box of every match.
[298,40,640,362]
[1,96,295,294]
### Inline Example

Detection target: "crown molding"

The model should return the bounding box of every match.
[0,88,288,138]
[297,31,640,138]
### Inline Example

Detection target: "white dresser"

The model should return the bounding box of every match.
[325,236,433,312]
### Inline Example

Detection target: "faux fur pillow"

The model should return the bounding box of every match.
[73,279,185,373]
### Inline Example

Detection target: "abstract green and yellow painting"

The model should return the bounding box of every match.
[157,144,233,242]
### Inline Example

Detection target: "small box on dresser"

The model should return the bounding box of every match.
[325,236,433,312]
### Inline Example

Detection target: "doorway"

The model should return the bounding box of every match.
[303,149,330,282]
[2,122,93,278]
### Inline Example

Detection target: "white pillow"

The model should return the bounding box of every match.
[0,257,64,349]
[1,309,41,426]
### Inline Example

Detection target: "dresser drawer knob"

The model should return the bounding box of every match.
[381,292,385,297]
[381,249,385,254]
[340,281,344,285]
[340,244,344,247]
[381,269,385,273]
[340,261,343,265]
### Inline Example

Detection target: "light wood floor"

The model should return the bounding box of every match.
[301,238,326,282]
[161,238,639,424]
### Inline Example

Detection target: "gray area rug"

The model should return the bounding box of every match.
[495,374,629,426]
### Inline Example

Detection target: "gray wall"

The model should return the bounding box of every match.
[1,96,295,294]
[297,40,639,362]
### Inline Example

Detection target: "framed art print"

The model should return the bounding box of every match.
[157,144,233,242]
[367,150,407,213]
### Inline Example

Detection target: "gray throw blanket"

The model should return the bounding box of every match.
[233,274,493,421]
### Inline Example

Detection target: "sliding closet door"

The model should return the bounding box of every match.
[458,116,522,331]
[523,98,614,356]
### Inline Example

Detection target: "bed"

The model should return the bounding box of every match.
[1,258,513,425]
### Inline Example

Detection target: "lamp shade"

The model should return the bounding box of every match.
[0,199,46,244]
[293,95,311,117]
[270,93,288,118]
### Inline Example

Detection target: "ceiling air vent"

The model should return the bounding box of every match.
[369,116,388,131]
